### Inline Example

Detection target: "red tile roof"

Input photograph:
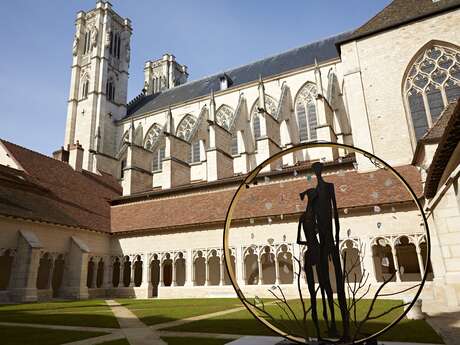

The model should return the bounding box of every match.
[0,140,122,232]
[111,165,422,234]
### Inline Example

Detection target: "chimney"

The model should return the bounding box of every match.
[53,146,69,163]
[68,141,84,172]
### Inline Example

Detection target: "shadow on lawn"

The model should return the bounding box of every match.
[0,306,119,328]
[164,316,444,344]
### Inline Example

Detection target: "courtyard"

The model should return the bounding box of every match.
[0,298,447,345]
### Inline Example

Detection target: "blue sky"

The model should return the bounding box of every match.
[0,0,391,156]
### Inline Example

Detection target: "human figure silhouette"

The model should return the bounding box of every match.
[297,188,329,339]
[298,186,340,336]
[305,162,349,340]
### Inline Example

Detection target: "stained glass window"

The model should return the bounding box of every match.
[231,134,239,156]
[189,141,201,163]
[216,105,235,131]
[176,114,197,142]
[405,45,460,140]
[152,147,165,171]
[295,83,318,142]
[143,124,162,151]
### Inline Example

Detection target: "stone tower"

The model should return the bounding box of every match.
[143,54,188,95]
[64,1,132,171]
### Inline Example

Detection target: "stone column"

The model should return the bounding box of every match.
[185,250,193,287]
[140,256,151,298]
[47,257,55,294]
[130,258,136,287]
[92,259,98,289]
[275,254,280,285]
[172,258,177,287]
[416,245,425,279]
[119,258,124,287]
[159,257,164,287]
[102,257,112,292]
[205,255,209,287]
[363,240,377,284]
[219,256,225,286]
[258,254,263,285]
[292,244,303,284]
[237,247,245,286]
[391,247,402,282]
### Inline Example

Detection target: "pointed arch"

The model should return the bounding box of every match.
[215,105,235,131]
[403,40,460,141]
[294,81,318,142]
[176,114,198,142]
[118,130,129,153]
[327,69,351,136]
[249,95,279,122]
[143,123,162,151]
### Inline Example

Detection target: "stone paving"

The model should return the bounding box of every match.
[423,300,460,345]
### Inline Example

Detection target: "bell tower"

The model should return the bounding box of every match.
[64,0,132,171]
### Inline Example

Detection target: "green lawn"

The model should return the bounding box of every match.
[117,298,243,326]
[98,339,131,345]
[0,325,107,345]
[161,337,231,345]
[164,299,444,344]
[0,299,119,328]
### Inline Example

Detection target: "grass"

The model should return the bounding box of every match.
[0,299,119,328]
[98,339,131,345]
[0,325,107,345]
[117,298,243,326]
[161,337,231,345]
[164,299,444,344]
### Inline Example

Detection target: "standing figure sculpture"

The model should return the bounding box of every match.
[297,162,349,340]
[297,188,330,339]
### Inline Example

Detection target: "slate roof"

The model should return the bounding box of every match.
[0,140,122,232]
[111,164,422,234]
[339,0,460,44]
[425,100,460,198]
[124,31,352,119]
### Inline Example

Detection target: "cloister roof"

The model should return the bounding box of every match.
[111,165,422,234]
[124,31,351,119]
[0,140,122,232]
[338,0,460,44]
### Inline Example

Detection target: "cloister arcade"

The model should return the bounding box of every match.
[0,233,433,300]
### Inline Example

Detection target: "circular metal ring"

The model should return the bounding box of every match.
[223,142,430,344]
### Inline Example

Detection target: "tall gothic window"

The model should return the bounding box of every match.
[231,134,239,156]
[106,80,115,102]
[176,114,197,142]
[253,114,261,141]
[152,147,165,171]
[144,124,162,151]
[110,32,121,59]
[295,83,318,142]
[82,80,89,99]
[83,31,91,55]
[189,141,201,163]
[120,159,126,179]
[405,44,460,140]
[215,105,235,131]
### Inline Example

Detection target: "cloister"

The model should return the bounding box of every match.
[0,233,432,300]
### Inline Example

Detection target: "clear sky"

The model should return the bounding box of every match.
[0,0,391,156]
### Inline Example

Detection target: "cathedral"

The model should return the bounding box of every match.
[0,0,459,309]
